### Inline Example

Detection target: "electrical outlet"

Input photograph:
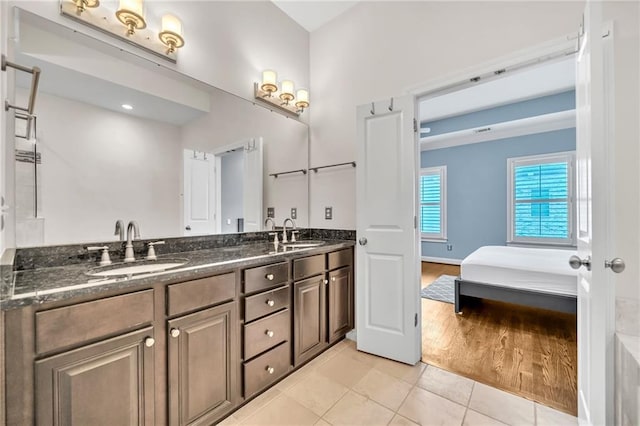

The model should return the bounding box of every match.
[291,207,297,220]
[447,244,453,251]
[267,207,275,218]
[226,218,231,225]
[325,207,333,220]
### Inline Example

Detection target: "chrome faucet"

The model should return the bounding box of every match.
[124,221,140,263]
[264,217,276,231]
[114,219,125,241]
[282,218,296,243]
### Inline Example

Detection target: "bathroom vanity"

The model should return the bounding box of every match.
[1,236,354,425]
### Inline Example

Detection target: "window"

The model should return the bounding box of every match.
[507,152,575,245]
[420,166,446,241]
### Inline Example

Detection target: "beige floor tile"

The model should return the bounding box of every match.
[398,386,467,425]
[314,419,332,426]
[418,365,475,406]
[352,369,412,411]
[343,347,381,367]
[218,414,241,425]
[274,366,313,392]
[315,352,373,388]
[463,410,508,426]
[535,403,577,426]
[373,357,426,384]
[284,371,349,416]
[468,383,534,426]
[323,390,395,426]
[389,414,420,426]
[239,394,319,425]
[233,388,282,421]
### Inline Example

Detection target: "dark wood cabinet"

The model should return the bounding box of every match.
[35,327,156,426]
[167,301,238,426]
[327,266,354,344]
[293,275,327,365]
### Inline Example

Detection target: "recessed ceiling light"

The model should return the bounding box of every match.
[122,104,133,110]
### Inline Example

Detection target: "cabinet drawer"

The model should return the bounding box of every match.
[244,262,288,294]
[328,248,352,270]
[245,285,290,323]
[243,342,290,397]
[35,290,154,355]
[244,309,290,360]
[293,254,325,281]
[167,273,235,316]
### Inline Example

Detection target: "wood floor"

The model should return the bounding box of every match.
[420,262,578,416]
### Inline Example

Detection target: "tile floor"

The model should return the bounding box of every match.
[219,339,578,426]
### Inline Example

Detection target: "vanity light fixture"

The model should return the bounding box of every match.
[72,0,99,15]
[158,14,185,54]
[116,0,146,35]
[254,71,310,117]
[60,0,185,62]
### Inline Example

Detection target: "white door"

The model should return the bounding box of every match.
[355,96,421,364]
[242,138,263,232]
[575,2,614,424]
[183,150,216,236]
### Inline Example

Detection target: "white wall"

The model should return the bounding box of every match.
[309,1,640,333]
[17,89,182,246]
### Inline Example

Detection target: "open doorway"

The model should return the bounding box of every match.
[418,56,578,415]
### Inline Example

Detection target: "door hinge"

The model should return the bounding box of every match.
[413,118,418,133]
[414,215,417,229]
[414,313,418,327]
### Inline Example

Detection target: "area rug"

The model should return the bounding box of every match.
[421,274,457,304]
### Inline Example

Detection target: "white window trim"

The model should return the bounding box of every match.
[507,151,576,246]
[420,166,447,242]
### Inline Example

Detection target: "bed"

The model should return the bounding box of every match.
[454,246,578,314]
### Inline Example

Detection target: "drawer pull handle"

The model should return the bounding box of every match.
[265,273,275,281]
[170,328,181,338]
[144,337,155,348]
[266,299,275,307]
[266,366,275,375]
[332,276,337,282]
[265,330,274,338]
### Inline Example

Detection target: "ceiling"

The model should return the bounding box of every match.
[419,57,576,123]
[271,1,359,32]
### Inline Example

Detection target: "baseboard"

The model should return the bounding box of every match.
[421,256,462,266]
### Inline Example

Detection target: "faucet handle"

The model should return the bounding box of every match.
[291,230,299,242]
[268,232,279,245]
[146,241,165,261]
[87,246,112,266]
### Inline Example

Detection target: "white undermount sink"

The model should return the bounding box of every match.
[87,259,188,277]
[281,240,325,248]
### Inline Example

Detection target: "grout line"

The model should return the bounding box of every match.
[460,406,470,426]
[466,381,476,407]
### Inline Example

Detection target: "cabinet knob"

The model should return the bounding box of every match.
[324,279,328,284]
[170,328,181,338]
[265,330,274,338]
[266,299,275,307]
[332,276,336,282]
[266,366,275,375]
[265,273,275,281]
[144,337,155,347]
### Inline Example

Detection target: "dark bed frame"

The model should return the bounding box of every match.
[454,278,577,314]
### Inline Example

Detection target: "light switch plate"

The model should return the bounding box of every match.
[325,207,333,220]
[291,207,297,220]
[267,207,275,218]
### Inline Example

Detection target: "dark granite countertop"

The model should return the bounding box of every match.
[2,239,355,310]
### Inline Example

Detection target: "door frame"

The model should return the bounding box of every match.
[408,26,615,418]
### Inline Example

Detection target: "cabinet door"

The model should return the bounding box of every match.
[328,266,354,344]
[35,327,156,426]
[168,301,238,426]
[293,275,327,366]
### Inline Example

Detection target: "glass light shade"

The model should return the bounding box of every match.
[161,14,183,36]
[279,80,295,103]
[119,0,143,16]
[295,89,309,109]
[261,70,278,94]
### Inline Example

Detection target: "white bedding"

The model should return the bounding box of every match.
[460,246,578,297]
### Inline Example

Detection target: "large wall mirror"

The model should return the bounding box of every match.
[10,9,309,247]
